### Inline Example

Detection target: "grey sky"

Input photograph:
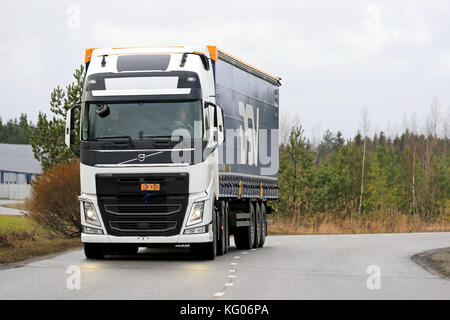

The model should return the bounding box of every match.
[1,0,449,139]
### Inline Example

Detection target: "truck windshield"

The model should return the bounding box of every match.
[81,101,203,141]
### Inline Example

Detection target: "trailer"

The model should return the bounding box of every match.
[65,46,281,259]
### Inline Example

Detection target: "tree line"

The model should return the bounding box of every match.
[278,114,449,221]
[0,114,33,144]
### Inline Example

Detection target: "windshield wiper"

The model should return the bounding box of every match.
[88,136,135,147]
[141,135,185,148]
[142,135,183,142]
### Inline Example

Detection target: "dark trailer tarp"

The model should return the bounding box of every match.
[213,50,280,200]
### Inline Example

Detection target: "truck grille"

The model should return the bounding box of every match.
[110,221,177,233]
[104,204,182,215]
[95,173,189,237]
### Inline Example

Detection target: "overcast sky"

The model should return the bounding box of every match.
[1,0,449,140]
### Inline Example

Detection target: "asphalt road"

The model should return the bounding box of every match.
[0,232,449,299]
[0,200,25,215]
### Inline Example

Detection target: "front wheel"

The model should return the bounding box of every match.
[216,201,228,256]
[108,244,139,256]
[190,241,216,260]
[191,207,217,260]
[84,243,105,260]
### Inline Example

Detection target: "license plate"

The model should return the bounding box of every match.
[140,183,160,192]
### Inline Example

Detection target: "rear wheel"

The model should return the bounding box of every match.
[253,202,262,248]
[234,202,255,250]
[224,202,230,254]
[84,243,105,260]
[258,202,267,248]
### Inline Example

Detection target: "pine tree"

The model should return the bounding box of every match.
[27,66,85,171]
[279,125,314,214]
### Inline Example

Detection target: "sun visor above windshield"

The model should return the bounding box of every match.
[83,71,202,102]
[105,77,179,90]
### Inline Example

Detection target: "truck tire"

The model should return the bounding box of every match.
[216,201,227,256]
[234,202,255,250]
[191,205,217,260]
[111,244,139,256]
[224,202,230,254]
[258,202,267,248]
[84,243,105,260]
[253,202,262,248]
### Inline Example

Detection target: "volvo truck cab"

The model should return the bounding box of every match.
[66,46,280,260]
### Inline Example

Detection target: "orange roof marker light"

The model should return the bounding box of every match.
[207,45,218,61]
[85,48,96,64]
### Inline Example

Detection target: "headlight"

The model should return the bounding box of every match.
[82,201,101,227]
[186,201,205,227]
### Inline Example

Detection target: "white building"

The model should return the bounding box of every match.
[0,144,42,199]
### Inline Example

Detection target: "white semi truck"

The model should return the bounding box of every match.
[65,46,281,260]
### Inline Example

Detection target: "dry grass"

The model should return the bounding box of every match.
[268,210,450,235]
[0,215,81,264]
[0,237,81,264]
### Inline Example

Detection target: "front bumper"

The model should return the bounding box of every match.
[80,190,213,244]
[81,226,212,244]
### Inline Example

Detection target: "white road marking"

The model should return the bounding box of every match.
[229,269,236,273]
[225,283,234,287]
[214,292,225,297]
[234,256,240,259]
[242,252,248,254]
[229,275,236,278]
[231,262,237,266]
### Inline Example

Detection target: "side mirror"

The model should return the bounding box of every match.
[215,106,224,145]
[65,104,81,157]
[204,101,224,145]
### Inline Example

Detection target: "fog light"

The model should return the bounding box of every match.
[184,225,208,235]
[82,225,104,235]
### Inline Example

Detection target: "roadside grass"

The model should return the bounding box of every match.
[0,215,81,264]
[1,202,27,211]
[429,249,450,277]
[268,210,450,235]
[0,215,40,233]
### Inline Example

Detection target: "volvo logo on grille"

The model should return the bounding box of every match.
[137,154,146,162]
